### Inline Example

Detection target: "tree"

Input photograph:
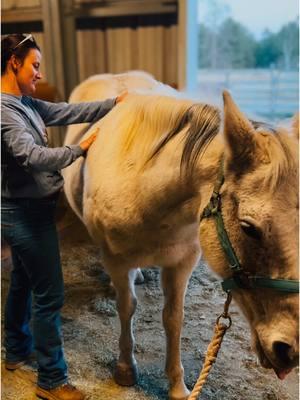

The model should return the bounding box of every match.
[198,14,299,70]
[217,18,256,68]
[199,0,230,68]
[198,24,216,68]
[276,20,299,70]
[254,20,299,70]
[255,30,282,68]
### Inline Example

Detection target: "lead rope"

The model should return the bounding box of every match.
[188,292,232,400]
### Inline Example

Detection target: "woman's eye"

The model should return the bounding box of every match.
[240,221,262,240]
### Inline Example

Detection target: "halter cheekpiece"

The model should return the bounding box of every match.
[200,158,299,294]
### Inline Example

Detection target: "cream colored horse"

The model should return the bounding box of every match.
[64,71,299,400]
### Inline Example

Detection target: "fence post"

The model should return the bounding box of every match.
[270,65,278,120]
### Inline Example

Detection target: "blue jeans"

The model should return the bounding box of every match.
[1,196,68,389]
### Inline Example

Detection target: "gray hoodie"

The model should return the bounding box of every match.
[1,93,115,199]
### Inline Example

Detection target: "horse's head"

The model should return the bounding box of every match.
[200,92,299,379]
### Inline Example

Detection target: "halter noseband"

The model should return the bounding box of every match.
[200,159,299,294]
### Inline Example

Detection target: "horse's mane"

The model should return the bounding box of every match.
[114,93,296,190]
[251,121,298,191]
[149,102,221,174]
[116,93,221,173]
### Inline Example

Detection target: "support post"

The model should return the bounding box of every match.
[41,0,78,100]
[178,0,198,92]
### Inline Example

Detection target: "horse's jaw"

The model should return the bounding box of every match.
[220,286,299,381]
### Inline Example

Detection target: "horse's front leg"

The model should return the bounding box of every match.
[161,254,197,400]
[108,267,139,386]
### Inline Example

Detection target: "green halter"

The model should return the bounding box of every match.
[200,159,299,294]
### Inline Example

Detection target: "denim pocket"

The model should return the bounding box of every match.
[1,207,19,231]
[1,208,19,213]
[1,220,15,242]
[1,222,14,227]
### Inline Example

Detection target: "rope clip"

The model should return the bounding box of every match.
[216,291,232,329]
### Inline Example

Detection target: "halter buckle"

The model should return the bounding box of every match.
[201,193,221,220]
[232,271,252,289]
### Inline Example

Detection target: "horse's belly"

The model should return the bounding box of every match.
[85,211,200,268]
[103,237,201,270]
[152,239,201,267]
[63,157,85,220]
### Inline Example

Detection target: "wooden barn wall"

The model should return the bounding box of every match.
[76,14,178,87]
[2,0,40,8]
[2,1,180,145]
[2,15,178,89]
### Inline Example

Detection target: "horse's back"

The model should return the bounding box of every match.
[63,71,178,222]
[68,70,160,104]
[63,72,199,265]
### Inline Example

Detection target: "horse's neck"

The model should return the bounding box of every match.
[193,135,224,214]
[147,133,224,220]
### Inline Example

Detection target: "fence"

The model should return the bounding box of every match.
[196,68,299,121]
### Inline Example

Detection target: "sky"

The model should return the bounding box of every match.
[198,0,299,38]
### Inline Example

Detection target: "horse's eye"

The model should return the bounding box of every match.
[240,220,262,240]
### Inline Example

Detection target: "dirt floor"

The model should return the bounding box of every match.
[1,205,299,400]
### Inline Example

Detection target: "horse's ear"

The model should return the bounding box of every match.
[292,113,299,140]
[222,90,257,170]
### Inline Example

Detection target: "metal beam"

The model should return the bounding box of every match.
[73,1,177,18]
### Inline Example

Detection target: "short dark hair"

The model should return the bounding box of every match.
[1,33,41,75]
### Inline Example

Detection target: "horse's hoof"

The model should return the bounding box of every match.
[114,362,139,386]
[169,386,190,400]
[135,269,144,284]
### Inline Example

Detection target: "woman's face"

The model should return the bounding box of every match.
[15,48,42,95]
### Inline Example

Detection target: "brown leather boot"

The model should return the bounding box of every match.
[36,383,86,400]
[5,353,36,371]
[5,359,27,371]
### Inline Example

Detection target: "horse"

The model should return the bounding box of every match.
[63,71,299,400]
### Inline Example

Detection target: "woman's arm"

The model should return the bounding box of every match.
[2,113,85,172]
[28,97,116,126]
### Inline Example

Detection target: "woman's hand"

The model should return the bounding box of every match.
[116,91,128,104]
[79,127,99,152]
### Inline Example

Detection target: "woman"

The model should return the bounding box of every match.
[1,33,126,400]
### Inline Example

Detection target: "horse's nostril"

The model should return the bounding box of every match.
[273,341,294,366]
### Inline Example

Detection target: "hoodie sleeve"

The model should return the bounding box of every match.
[29,97,116,127]
[2,111,85,172]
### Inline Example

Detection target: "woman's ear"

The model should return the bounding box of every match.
[9,55,21,73]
